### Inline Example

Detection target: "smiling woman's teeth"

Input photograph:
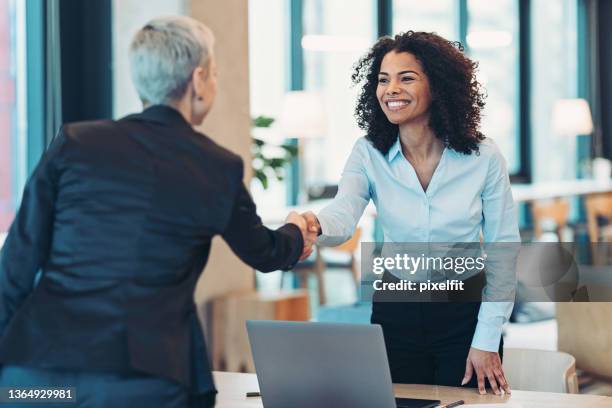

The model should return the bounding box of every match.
[387,100,410,109]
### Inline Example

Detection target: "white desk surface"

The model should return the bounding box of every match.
[511,179,612,203]
[213,371,612,408]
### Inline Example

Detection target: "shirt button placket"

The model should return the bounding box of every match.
[423,196,430,241]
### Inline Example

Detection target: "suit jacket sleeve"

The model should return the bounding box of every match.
[221,161,303,272]
[0,128,65,337]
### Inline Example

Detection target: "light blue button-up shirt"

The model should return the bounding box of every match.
[317,136,520,352]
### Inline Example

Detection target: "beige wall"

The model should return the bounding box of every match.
[189,0,255,304]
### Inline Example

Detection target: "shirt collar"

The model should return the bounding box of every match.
[387,136,402,163]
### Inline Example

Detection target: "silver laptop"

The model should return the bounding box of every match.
[246,320,440,408]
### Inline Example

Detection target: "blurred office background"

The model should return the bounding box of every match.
[1,0,612,395]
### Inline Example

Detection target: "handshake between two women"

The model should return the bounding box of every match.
[284,211,321,262]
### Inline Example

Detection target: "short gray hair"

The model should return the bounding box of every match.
[129,16,215,105]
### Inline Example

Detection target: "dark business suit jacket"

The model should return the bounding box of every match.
[0,105,303,396]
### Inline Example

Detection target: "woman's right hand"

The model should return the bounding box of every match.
[297,211,321,261]
[301,211,321,237]
[285,211,316,261]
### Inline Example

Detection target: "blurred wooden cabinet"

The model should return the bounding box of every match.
[206,290,309,372]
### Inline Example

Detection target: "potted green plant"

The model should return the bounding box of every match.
[251,116,298,189]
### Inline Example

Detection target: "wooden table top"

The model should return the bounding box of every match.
[213,371,612,408]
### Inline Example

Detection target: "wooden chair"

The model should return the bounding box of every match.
[585,192,612,264]
[287,227,362,306]
[502,348,579,393]
[585,192,612,242]
[531,198,570,241]
[321,227,362,288]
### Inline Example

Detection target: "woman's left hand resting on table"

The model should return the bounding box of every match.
[463,347,511,395]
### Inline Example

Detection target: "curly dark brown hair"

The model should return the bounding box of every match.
[352,31,486,155]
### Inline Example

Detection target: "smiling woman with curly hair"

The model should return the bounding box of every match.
[301,31,520,395]
[352,31,486,156]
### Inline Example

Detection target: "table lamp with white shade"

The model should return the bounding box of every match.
[277,91,327,203]
[551,98,593,136]
[551,98,610,181]
[278,91,327,139]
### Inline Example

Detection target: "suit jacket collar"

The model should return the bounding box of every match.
[125,105,194,131]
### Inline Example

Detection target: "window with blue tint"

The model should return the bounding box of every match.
[246,0,587,200]
[467,0,520,174]
[248,0,290,212]
[392,0,458,40]
[0,0,27,237]
[530,0,578,183]
[301,0,376,187]
[393,0,519,174]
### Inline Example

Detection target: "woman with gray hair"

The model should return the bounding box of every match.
[0,16,314,408]
[130,16,217,122]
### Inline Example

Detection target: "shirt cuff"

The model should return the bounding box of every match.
[317,214,331,244]
[471,320,503,352]
[316,214,346,247]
